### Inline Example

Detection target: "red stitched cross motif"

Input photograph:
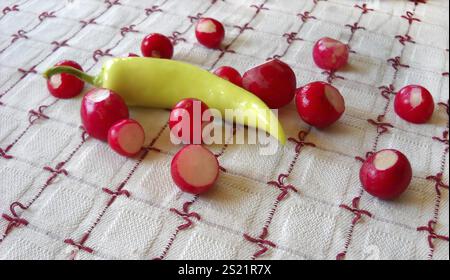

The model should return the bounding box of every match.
[432,131,449,152]
[168,32,187,46]
[80,18,97,27]
[2,202,29,236]
[38,11,56,22]
[402,11,421,24]
[120,24,138,36]
[283,32,302,44]
[288,130,316,154]
[43,165,69,185]
[387,56,410,71]
[93,49,113,62]
[340,197,372,226]
[103,183,131,207]
[2,5,19,15]
[170,201,201,231]
[64,233,94,257]
[234,23,254,33]
[355,4,374,14]
[104,0,121,8]
[395,34,416,45]
[426,173,449,196]
[28,105,49,125]
[410,0,427,5]
[379,84,395,100]
[244,228,276,259]
[346,22,365,33]
[322,70,345,84]
[367,119,394,135]
[417,221,449,250]
[145,5,162,16]
[11,30,28,43]
[188,13,203,23]
[51,40,69,51]
[297,11,316,23]
[250,4,269,14]
[268,174,298,201]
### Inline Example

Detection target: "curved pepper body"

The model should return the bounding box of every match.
[45,57,286,144]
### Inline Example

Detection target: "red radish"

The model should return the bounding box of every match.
[108,119,145,157]
[171,145,219,194]
[81,88,129,141]
[360,149,412,200]
[195,18,225,49]
[141,33,174,59]
[169,98,212,144]
[394,85,435,124]
[242,59,297,109]
[46,60,85,99]
[313,37,349,71]
[213,66,242,87]
[295,81,345,128]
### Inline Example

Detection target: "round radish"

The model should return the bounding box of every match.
[195,18,225,49]
[313,37,350,71]
[169,98,212,144]
[141,33,174,59]
[242,59,297,109]
[46,60,85,99]
[81,88,129,141]
[213,66,242,87]
[171,145,219,194]
[360,149,412,200]
[108,119,145,157]
[295,81,345,128]
[394,85,435,124]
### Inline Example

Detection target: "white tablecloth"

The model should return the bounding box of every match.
[0,0,448,260]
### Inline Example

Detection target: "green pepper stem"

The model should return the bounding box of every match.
[43,66,99,86]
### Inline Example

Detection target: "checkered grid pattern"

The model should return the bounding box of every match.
[0,0,448,260]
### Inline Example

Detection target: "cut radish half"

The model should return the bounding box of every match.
[171,145,219,194]
[108,119,145,157]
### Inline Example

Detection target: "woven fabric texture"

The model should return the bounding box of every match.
[0,0,448,260]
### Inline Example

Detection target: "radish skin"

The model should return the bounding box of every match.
[360,149,412,200]
[171,145,219,194]
[81,88,129,141]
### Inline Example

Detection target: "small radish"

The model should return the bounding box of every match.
[46,60,85,99]
[195,18,225,49]
[360,149,412,200]
[313,37,349,71]
[108,119,145,157]
[242,59,297,109]
[213,66,242,87]
[394,85,435,124]
[295,81,345,128]
[141,33,174,59]
[171,145,219,194]
[81,88,129,141]
[169,98,212,144]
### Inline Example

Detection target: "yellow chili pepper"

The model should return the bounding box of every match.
[43,57,286,144]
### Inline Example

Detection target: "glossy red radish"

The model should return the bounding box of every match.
[360,149,412,200]
[171,145,219,194]
[195,18,225,49]
[81,88,129,141]
[141,33,174,59]
[108,119,145,157]
[242,59,297,109]
[394,85,435,124]
[213,66,242,87]
[313,37,349,71]
[46,60,85,99]
[169,98,212,144]
[295,81,345,128]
